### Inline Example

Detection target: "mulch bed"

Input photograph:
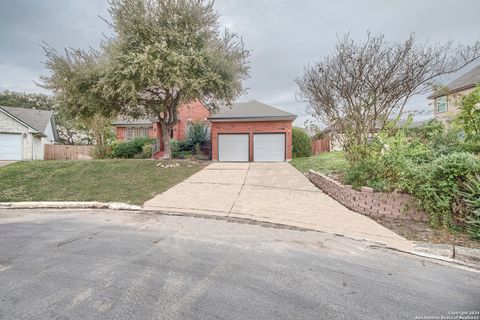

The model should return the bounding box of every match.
[370,216,480,249]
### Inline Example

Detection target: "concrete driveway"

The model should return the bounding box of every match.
[144,162,410,250]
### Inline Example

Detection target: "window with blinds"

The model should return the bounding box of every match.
[125,127,150,140]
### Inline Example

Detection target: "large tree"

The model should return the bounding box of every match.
[296,33,480,162]
[40,46,115,147]
[0,90,54,110]
[41,0,249,158]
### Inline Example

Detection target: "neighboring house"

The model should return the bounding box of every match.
[209,100,296,162]
[0,106,58,160]
[428,65,480,123]
[112,101,210,158]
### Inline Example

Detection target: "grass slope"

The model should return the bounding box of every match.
[0,160,203,205]
[290,151,348,174]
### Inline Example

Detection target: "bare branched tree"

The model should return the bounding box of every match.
[296,33,480,162]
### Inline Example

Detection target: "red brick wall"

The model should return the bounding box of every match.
[175,101,211,141]
[148,127,156,139]
[116,127,126,140]
[211,120,293,161]
[307,171,429,221]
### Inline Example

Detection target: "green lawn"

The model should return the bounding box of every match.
[0,160,203,205]
[290,151,348,174]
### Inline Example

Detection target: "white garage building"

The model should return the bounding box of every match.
[0,106,58,160]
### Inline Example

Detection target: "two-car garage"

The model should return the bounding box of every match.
[209,101,296,162]
[217,133,286,162]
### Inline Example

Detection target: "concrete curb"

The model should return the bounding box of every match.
[413,242,480,265]
[368,244,480,272]
[143,209,480,269]
[0,201,141,211]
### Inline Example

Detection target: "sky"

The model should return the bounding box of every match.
[0,0,479,126]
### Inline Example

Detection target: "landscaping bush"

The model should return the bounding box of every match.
[343,119,480,232]
[173,150,193,159]
[344,122,432,191]
[111,137,155,159]
[141,143,153,159]
[461,174,480,239]
[92,145,112,159]
[185,121,209,150]
[400,152,480,229]
[456,85,480,154]
[292,127,312,158]
[169,122,209,159]
[408,119,445,142]
[171,139,191,158]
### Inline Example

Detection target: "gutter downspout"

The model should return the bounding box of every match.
[31,134,34,160]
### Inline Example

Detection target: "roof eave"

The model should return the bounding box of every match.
[0,107,39,133]
[208,116,297,122]
[112,122,155,126]
[428,83,478,99]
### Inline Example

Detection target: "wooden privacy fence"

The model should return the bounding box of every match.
[311,138,331,155]
[44,144,94,160]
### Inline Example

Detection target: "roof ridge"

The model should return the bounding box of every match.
[209,100,297,120]
[0,105,54,114]
[446,64,480,89]
[0,105,54,132]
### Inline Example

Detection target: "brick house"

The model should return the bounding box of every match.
[112,100,297,162]
[112,101,210,158]
[428,65,480,124]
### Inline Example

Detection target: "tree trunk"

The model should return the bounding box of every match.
[160,121,171,159]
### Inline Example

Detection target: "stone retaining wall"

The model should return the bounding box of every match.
[308,171,429,222]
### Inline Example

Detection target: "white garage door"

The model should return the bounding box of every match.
[218,134,249,162]
[253,133,285,162]
[0,133,22,160]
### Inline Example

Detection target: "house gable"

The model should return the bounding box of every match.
[0,108,39,134]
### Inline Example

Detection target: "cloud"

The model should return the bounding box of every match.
[0,63,48,94]
[1,0,479,126]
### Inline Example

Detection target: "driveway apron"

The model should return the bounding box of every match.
[143,162,412,250]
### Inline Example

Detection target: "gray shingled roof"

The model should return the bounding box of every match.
[447,65,480,92]
[208,100,296,121]
[0,106,54,133]
[429,65,480,98]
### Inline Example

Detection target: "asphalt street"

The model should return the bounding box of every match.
[0,209,479,320]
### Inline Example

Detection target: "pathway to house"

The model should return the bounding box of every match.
[144,162,412,251]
